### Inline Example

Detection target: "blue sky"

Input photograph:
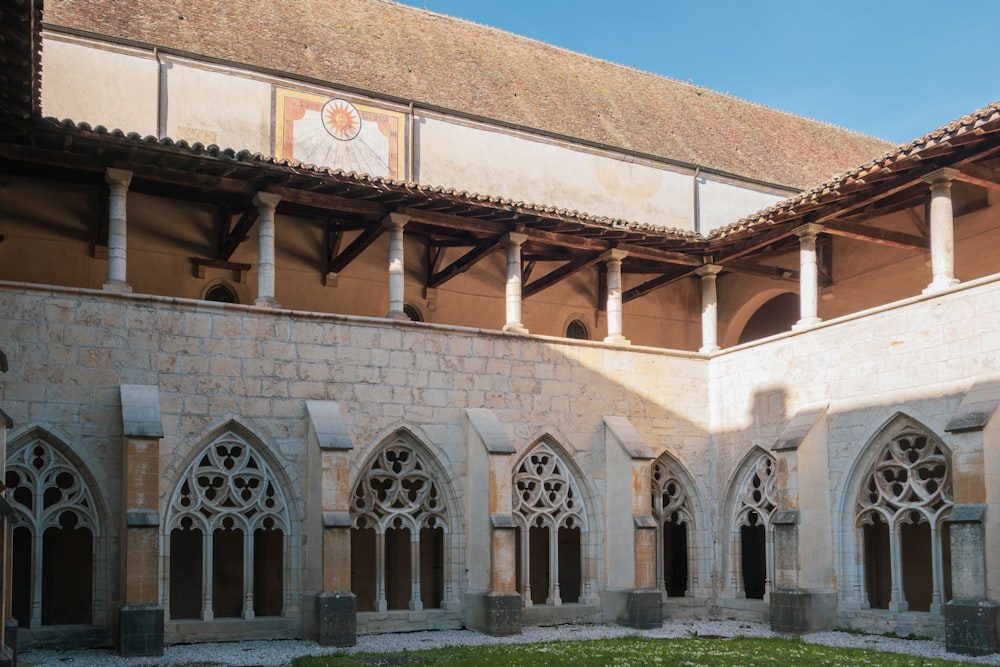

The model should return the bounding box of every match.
[396,1,999,145]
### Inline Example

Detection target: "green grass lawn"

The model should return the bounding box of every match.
[290,636,974,667]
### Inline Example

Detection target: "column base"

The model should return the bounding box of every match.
[945,600,1000,656]
[102,280,132,293]
[314,592,357,647]
[386,310,410,321]
[603,335,631,345]
[483,592,522,636]
[254,297,281,308]
[2,618,16,667]
[502,323,529,334]
[619,589,663,630]
[117,604,164,657]
[699,344,720,354]
[923,278,960,295]
[770,589,836,633]
[791,317,821,331]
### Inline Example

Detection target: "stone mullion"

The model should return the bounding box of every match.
[547,525,561,606]
[764,526,774,601]
[202,531,215,621]
[731,529,743,596]
[409,531,423,611]
[242,530,255,619]
[521,526,532,608]
[656,521,665,592]
[375,530,388,612]
[30,530,41,628]
[888,523,906,612]
[929,523,943,613]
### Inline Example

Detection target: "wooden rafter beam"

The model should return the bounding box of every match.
[219,205,258,260]
[266,185,386,217]
[622,268,693,303]
[906,208,930,238]
[953,163,1000,191]
[328,223,385,274]
[714,227,796,264]
[325,223,343,276]
[724,260,799,282]
[523,252,602,299]
[822,220,928,251]
[427,235,503,288]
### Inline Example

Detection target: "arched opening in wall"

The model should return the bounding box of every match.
[403,304,423,322]
[254,519,284,616]
[855,424,953,613]
[166,432,290,620]
[12,526,31,628]
[42,512,93,624]
[740,513,766,600]
[862,515,890,609]
[652,456,694,597]
[204,282,238,304]
[351,520,377,612]
[566,319,589,340]
[513,441,589,607]
[170,519,203,619]
[737,292,798,344]
[731,452,776,601]
[213,519,244,618]
[7,437,100,628]
[350,439,451,612]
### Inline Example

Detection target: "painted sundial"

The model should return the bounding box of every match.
[275,90,406,180]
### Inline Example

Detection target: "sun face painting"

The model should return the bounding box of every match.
[274,89,407,179]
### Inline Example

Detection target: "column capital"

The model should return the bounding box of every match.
[695,263,723,278]
[503,232,528,247]
[105,168,133,189]
[792,223,824,239]
[600,248,629,263]
[922,167,960,186]
[252,191,281,211]
[382,211,411,230]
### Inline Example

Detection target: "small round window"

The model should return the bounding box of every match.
[204,283,238,304]
[403,304,423,322]
[566,319,588,340]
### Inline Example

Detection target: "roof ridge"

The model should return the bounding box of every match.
[382,0,892,145]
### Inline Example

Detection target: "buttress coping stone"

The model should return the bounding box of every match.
[466,408,516,454]
[306,400,353,450]
[120,385,163,438]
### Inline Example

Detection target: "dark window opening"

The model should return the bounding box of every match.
[566,319,588,340]
[740,519,766,600]
[170,524,204,619]
[664,520,688,597]
[205,283,238,304]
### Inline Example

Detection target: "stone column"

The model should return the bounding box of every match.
[383,213,411,320]
[696,264,723,353]
[253,192,281,307]
[117,385,164,657]
[502,233,528,333]
[923,168,960,294]
[792,224,823,330]
[305,401,356,647]
[602,249,630,345]
[104,168,133,292]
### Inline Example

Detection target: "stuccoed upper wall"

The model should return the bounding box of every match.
[40,33,789,232]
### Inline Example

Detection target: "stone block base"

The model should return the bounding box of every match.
[945,600,1000,656]
[117,605,164,657]
[483,593,522,636]
[620,589,663,629]
[0,621,14,667]
[315,592,356,647]
[770,589,836,633]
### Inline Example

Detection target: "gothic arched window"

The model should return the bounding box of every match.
[351,442,449,612]
[513,442,588,607]
[651,456,694,597]
[856,426,952,612]
[166,433,290,620]
[7,438,99,628]
[732,453,776,600]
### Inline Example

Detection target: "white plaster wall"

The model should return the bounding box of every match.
[41,36,158,135]
[697,177,786,233]
[164,59,272,152]
[420,115,687,229]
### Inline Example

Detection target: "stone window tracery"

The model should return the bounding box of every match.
[7,438,98,627]
[855,427,952,612]
[513,442,588,607]
[651,457,693,596]
[351,443,449,612]
[732,452,776,600]
[166,433,289,620]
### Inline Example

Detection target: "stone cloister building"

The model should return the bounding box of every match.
[3,0,1000,660]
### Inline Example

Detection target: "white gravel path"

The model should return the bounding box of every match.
[17,618,1000,666]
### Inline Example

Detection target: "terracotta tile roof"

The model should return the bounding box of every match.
[716,100,1000,238]
[45,0,893,190]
